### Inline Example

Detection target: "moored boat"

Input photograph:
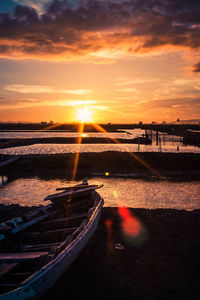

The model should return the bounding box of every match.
[0,181,104,299]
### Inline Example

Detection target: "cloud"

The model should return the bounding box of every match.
[129,96,200,121]
[116,87,139,93]
[193,61,200,72]
[3,84,53,93]
[141,97,200,111]
[62,89,94,95]
[0,0,200,63]
[0,96,108,112]
[0,96,48,109]
[13,0,50,14]
[61,100,96,106]
[3,84,94,94]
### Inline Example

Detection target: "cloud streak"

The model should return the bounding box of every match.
[13,0,50,14]
[4,84,53,93]
[193,61,200,72]
[3,84,94,95]
[0,0,200,65]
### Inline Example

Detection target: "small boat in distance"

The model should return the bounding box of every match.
[0,181,104,300]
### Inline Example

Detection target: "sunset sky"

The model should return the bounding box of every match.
[0,0,200,123]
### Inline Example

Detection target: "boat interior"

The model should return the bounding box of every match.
[0,190,100,295]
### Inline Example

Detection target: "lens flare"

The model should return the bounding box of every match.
[72,122,84,180]
[91,122,162,178]
[118,206,141,238]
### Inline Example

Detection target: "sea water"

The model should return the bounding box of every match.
[0,129,199,154]
[0,177,199,211]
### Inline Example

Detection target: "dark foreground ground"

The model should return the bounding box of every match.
[1,152,200,180]
[39,207,200,300]
[1,205,200,299]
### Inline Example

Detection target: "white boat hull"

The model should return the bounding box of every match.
[1,198,104,300]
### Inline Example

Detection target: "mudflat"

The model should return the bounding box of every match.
[41,207,200,300]
[2,152,200,180]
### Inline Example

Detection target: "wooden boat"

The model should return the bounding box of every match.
[0,181,104,300]
[44,184,103,204]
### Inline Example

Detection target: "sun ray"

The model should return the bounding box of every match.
[91,123,162,178]
[72,122,85,180]
[40,122,63,131]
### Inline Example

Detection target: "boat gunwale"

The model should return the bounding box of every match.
[24,195,103,282]
[0,194,104,299]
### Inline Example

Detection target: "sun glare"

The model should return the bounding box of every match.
[76,107,93,123]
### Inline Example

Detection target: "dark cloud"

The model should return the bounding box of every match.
[193,62,200,72]
[142,97,200,111]
[0,0,200,60]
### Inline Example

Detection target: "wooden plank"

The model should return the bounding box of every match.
[21,242,60,252]
[44,184,103,201]
[41,212,88,225]
[11,272,31,277]
[0,263,18,278]
[0,283,21,287]
[0,252,48,262]
[23,226,79,237]
[56,184,93,191]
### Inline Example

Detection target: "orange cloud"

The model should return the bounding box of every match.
[0,0,200,67]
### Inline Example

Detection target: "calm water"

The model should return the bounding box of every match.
[0,177,199,211]
[0,129,142,139]
[0,129,199,154]
[0,143,199,155]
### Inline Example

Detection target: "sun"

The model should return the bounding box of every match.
[76,107,93,123]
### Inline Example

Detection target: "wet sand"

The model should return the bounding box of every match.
[41,207,200,300]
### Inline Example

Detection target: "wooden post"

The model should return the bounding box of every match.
[156,131,159,146]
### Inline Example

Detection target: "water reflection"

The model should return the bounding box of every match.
[0,177,199,210]
[0,143,199,155]
[0,175,8,187]
[0,129,199,154]
[0,129,143,140]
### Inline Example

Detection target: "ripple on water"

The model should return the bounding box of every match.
[0,177,199,211]
[0,143,199,155]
